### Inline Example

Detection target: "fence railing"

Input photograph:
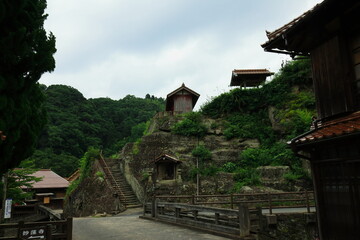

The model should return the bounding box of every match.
[154,191,315,214]
[143,200,259,238]
[0,218,72,240]
[11,204,62,221]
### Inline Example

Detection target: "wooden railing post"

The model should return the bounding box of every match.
[17,221,24,239]
[239,205,250,238]
[191,195,195,205]
[175,208,181,218]
[305,190,310,213]
[154,198,159,218]
[46,224,52,240]
[66,217,73,240]
[193,210,198,221]
[230,194,234,209]
[151,197,156,218]
[268,193,273,215]
[215,213,220,225]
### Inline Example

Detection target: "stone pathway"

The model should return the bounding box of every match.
[73,208,230,240]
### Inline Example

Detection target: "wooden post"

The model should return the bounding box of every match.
[268,193,273,215]
[154,198,159,218]
[151,198,155,218]
[175,208,181,218]
[256,206,263,230]
[230,194,234,209]
[215,213,220,225]
[46,224,52,240]
[66,218,73,240]
[17,221,24,239]
[191,195,195,205]
[193,210,198,221]
[305,190,310,213]
[239,205,250,238]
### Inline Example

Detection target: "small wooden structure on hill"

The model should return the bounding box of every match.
[230,69,274,88]
[153,154,182,181]
[22,169,69,209]
[165,83,200,114]
[263,0,360,239]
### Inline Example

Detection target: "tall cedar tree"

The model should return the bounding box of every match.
[0,0,56,174]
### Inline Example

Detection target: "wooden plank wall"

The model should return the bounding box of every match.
[311,35,356,119]
[351,33,360,106]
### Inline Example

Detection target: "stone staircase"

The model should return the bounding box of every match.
[101,157,141,208]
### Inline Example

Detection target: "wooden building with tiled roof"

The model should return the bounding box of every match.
[262,0,360,239]
[165,83,200,114]
[22,169,69,209]
[230,69,274,88]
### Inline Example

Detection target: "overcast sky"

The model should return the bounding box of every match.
[41,0,322,109]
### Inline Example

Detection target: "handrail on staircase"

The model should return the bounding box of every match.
[98,153,127,208]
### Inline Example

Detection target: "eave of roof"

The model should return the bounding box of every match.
[261,0,354,55]
[167,83,200,99]
[152,154,181,164]
[230,69,274,87]
[232,69,274,75]
[290,111,360,147]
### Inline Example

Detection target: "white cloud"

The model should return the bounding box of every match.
[41,0,324,110]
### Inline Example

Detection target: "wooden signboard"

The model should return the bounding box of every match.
[19,226,47,240]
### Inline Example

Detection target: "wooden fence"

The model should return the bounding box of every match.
[143,199,259,239]
[0,218,72,240]
[154,191,315,214]
[11,204,63,221]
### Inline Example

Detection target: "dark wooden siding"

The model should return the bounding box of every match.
[351,33,360,107]
[312,158,360,240]
[311,35,356,119]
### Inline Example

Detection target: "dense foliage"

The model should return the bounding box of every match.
[201,59,315,190]
[32,85,164,177]
[171,112,208,138]
[0,0,56,174]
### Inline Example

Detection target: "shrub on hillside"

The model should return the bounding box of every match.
[172,112,207,138]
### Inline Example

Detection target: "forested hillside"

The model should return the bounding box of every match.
[30,85,165,177]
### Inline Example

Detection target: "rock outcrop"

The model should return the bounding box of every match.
[64,160,126,217]
[119,115,260,199]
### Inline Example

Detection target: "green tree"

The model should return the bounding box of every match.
[0,0,56,174]
[0,159,42,204]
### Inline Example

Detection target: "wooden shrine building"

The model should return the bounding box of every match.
[165,84,200,114]
[153,154,182,181]
[262,0,360,239]
[230,69,274,88]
